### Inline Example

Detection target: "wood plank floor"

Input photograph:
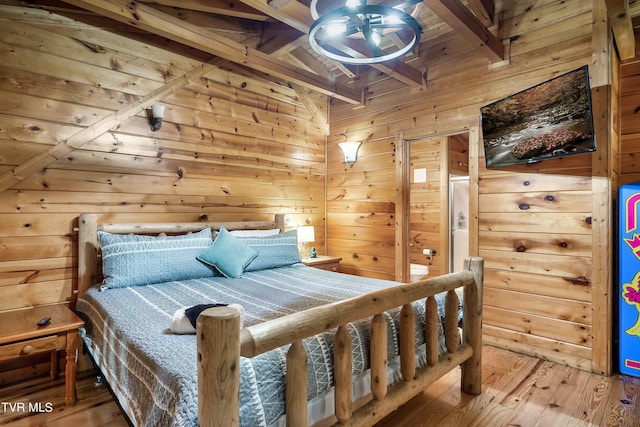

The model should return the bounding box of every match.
[1,346,638,426]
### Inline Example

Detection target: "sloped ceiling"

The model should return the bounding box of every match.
[13,0,638,107]
[56,0,507,107]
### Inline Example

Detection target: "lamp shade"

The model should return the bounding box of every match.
[151,104,165,119]
[297,225,315,243]
[339,141,361,167]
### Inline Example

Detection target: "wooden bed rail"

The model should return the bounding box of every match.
[197,257,484,427]
[239,269,475,357]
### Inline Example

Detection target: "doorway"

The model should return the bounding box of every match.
[406,136,446,280]
[450,175,470,273]
[395,130,473,282]
[447,132,470,273]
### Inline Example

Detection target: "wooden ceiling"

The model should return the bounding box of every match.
[50,0,510,107]
[12,0,640,108]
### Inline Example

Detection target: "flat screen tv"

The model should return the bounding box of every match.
[480,65,596,168]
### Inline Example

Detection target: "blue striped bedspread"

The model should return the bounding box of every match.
[76,265,458,427]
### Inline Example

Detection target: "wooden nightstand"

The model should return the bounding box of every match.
[302,255,342,272]
[0,305,84,406]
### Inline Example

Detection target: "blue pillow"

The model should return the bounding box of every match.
[238,230,301,271]
[197,227,258,278]
[99,228,214,289]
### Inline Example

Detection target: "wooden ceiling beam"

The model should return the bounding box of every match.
[290,83,330,134]
[258,24,326,74]
[259,22,305,54]
[137,0,268,21]
[150,4,262,36]
[338,39,425,87]
[62,0,362,105]
[466,0,495,27]
[238,0,312,32]
[239,0,424,87]
[286,48,334,79]
[605,0,636,60]
[424,0,504,63]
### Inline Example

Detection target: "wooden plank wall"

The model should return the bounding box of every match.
[621,58,640,184]
[327,0,613,372]
[0,4,328,313]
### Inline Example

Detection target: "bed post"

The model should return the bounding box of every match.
[274,213,285,232]
[77,213,98,303]
[197,305,242,427]
[461,257,484,395]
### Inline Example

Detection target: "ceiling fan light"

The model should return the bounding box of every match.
[384,14,403,25]
[327,22,347,36]
[308,4,422,65]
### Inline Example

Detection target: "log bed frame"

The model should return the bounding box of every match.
[77,213,484,427]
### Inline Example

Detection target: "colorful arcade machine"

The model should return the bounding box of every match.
[619,182,640,378]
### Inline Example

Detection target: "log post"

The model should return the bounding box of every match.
[400,303,416,381]
[370,314,388,400]
[334,325,352,424]
[461,257,484,395]
[197,306,242,427]
[286,340,308,426]
[77,213,99,307]
[445,290,459,354]
[425,296,438,366]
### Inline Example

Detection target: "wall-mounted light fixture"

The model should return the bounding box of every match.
[338,141,362,168]
[149,104,165,132]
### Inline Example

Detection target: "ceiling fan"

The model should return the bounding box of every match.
[308,0,423,65]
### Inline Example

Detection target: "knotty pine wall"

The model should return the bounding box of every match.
[621,59,640,184]
[0,4,327,313]
[328,0,617,374]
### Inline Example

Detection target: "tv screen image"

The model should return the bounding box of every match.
[480,65,596,168]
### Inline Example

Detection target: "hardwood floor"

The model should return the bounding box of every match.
[0,368,127,426]
[1,346,638,426]
[377,346,640,427]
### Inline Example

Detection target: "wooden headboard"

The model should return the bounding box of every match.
[76,213,286,299]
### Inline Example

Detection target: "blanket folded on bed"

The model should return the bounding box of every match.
[170,303,245,334]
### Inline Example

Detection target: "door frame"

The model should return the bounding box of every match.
[395,126,480,282]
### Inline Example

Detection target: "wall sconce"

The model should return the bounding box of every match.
[338,141,362,168]
[297,225,315,258]
[149,104,165,131]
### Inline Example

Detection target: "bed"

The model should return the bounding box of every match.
[75,213,483,427]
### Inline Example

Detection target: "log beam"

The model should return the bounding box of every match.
[605,0,636,60]
[424,0,504,63]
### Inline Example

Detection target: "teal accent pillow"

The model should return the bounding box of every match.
[238,230,301,271]
[197,227,258,278]
[98,228,215,289]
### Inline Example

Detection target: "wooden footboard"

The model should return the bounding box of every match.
[197,257,484,427]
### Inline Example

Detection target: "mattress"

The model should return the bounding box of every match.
[76,265,458,427]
